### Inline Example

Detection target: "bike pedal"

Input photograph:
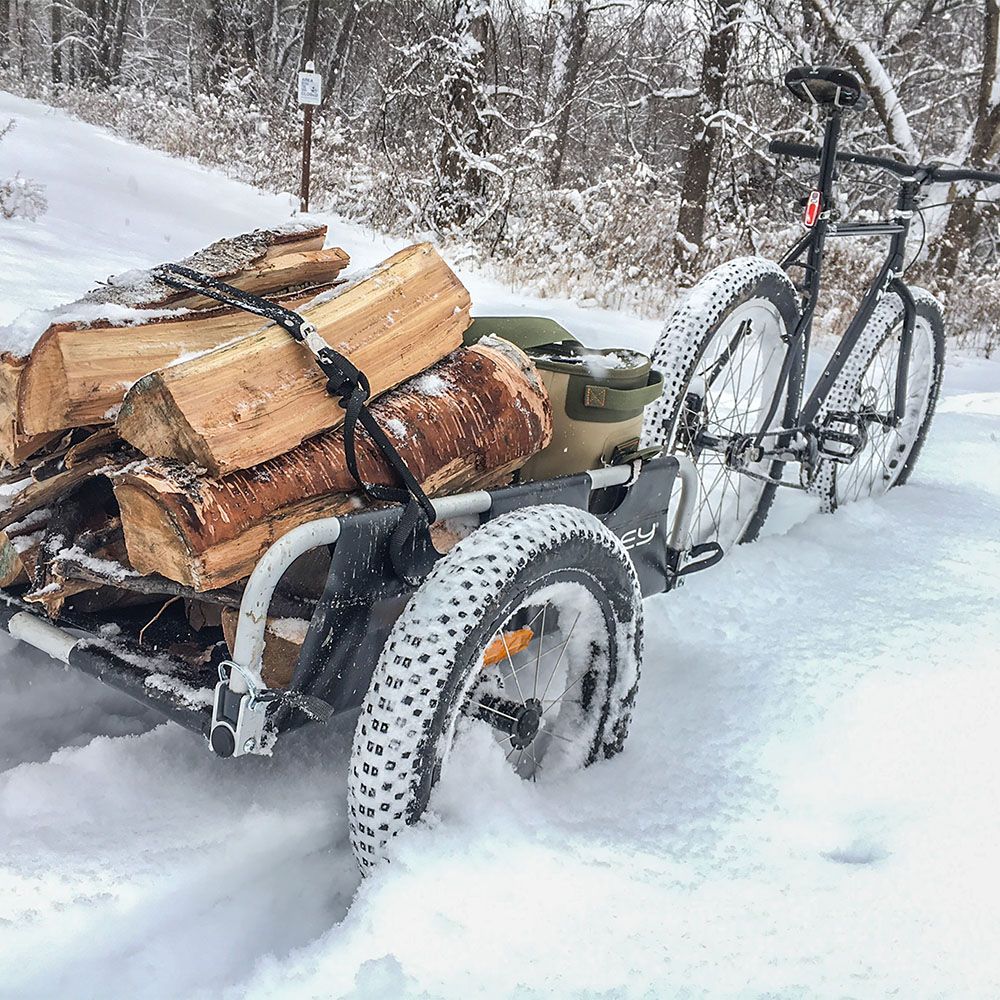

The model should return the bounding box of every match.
[816,410,868,463]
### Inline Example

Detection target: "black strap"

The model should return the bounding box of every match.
[152,264,436,523]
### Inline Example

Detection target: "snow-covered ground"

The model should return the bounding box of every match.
[1,92,999,999]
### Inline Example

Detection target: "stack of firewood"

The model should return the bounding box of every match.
[0,224,552,671]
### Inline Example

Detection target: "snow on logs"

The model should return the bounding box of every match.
[115,242,471,475]
[111,339,552,591]
[1,222,342,459]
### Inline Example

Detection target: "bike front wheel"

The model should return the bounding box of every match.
[641,257,801,552]
[813,287,945,510]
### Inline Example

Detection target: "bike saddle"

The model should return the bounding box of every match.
[784,66,868,111]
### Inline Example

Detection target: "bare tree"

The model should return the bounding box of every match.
[544,0,589,186]
[435,0,493,228]
[674,0,740,265]
[806,0,919,161]
[936,0,1000,279]
[0,0,9,69]
[50,0,62,82]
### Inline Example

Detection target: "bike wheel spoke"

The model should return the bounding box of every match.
[678,305,785,549]
[835,316,935,505]
[532,603,547,700]
[538,610,582,705]
[471,701,520,725]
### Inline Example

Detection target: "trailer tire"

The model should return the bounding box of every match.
[348,504,642,873]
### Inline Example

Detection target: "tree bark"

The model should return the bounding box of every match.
[50,0,62,83]
[0,0,9,68]
[435,0,492,228]
[205,0,227,89]
[109,0,130,82]
[328,1,364,101]
[112,340,552,590]
[673,0,740,265]
[545,0,589,187]
[937,0,1000,281]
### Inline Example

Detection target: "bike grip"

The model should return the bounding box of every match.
[768,139,822,161]
[930,165,1000,185]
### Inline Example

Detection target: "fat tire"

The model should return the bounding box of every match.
[348,504,643,873]
[813,287,945,511]
[641,257,801,546]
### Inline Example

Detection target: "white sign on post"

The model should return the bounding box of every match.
[298,67,322,106]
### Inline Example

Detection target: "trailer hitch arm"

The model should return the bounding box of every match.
[209,659,335,758]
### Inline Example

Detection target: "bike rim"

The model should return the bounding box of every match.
[835,316,936,505]
[672,299,787,550]
[458,581,609,782]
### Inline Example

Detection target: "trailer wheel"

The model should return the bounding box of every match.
[348,504,642,872]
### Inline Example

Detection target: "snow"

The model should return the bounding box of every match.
[268,617,311,644]
[382,416,410,441]
[0,92,299,329]
[1,92,1000,997]
[54,544,140,581]
[408,371,453,397]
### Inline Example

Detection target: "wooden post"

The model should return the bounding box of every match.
[299,0,320,213]
[300,104,313,213]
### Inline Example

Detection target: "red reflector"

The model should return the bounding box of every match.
[803,190,822,227]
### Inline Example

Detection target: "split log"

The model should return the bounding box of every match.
[0,528,38,587]
[0,455,116,534]
[112,338,551,591]
[221,609,306,689]
[47,553,310,621]
[145,247,348,311]
[17,258,349,437]
[0,223,334,461]
[24,479,122,616]
[1,427,105,487]
[0,505,49,586]
[0,355,60,464]
[77,222,328,311]
[0,436,136,534]
[116,243,472,476]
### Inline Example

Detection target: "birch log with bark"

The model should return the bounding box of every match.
[75,222,330,311]
[111,339,551,591]
[116,243,472,476]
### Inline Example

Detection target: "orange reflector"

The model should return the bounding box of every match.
[482,627,534,667]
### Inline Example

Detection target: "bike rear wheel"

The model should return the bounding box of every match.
[813,288,944,510]
[641,257,801,551]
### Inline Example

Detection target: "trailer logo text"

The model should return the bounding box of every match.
[619,522,657,550]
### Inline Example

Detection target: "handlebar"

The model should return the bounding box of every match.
[929,164,1000,184]
[768,138,1000,186]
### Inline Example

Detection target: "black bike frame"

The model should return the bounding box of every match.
[764,109,919,444]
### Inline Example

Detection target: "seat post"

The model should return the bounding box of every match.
[816,108,842,203]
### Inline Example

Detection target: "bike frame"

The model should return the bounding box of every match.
[762,108,919,448]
